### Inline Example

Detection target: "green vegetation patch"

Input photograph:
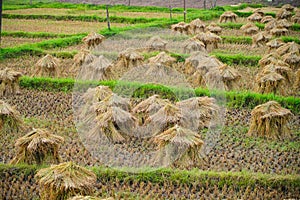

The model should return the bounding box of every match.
[19,76,300,113]
[0,163,299,190]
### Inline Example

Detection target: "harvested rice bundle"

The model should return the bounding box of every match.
[188,19,206,34]
[148,52,176,67]
[154,124,204,168]
[0,100,24,135]
[35,162,97,200]
[0,68,22,96]
[240,22,259,35]
[35,54,60,77]
[252,31,272,48]
[219,11,238,23]
[183,38,207,54]
[146,36,168,51]
[10,128,64,165]
[205,64,241,90]
[205,22,222,35]
[82,32,105,49]
[248,101,293,140]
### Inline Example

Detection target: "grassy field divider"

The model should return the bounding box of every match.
[0,163,299,190]
[2,31,84,38]
[19,76,300,113]
[213,53,261,66]
[0,20,178,60]
[0,35,85,60]
[2,13,165,24]
[221,36,300,45]
[219,22,300,31]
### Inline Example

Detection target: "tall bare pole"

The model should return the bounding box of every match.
[169,0,172,20]
[0,0,2,46]
[106,4,111,30]
[183,0,186,22]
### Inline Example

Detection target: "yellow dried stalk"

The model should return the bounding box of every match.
[248,101,293,140]
[0,68,22,96]
[148,52,176,66]
[261,15,274,23]
[183,38,206,54]
[154,125,204,168]
[240,23,259,35]
[10,128,64,165]
[35,54,60,77]
[255,71,286,95]
[0,100,24,135]
[247,13,263,22]
[82,32,105,49]
[146,36,167,51]
[219,11,238,23]
[35,162,97,200]
[188,19,206,34]
[205,22,222,35]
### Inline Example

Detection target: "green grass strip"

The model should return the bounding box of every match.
[221,36,300,45]
[0,21,177,60]
[19,76,300,113]
[219,22,300,32]
[213,53,261,66]
[0,35,85,60]
[0,163,299,190]
[2,13,164,24]
[2,31,84,38]
[221,36,252,44]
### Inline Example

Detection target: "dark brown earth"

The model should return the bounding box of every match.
[58,0,300,8]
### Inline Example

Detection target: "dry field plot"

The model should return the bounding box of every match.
[1,2,300,199]
[1,89,299,175]
[4,8,180,18]
[0,36,44,48]
[3,18,126,34]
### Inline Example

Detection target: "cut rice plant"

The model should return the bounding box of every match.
[0,100,24,135]
[145,103,183,134]
[294,69,300,95]
[146,36,167,51]
[205,22,222,35]
[10,128,64,165]
[82,32,105,49]
[266,38,284,52]
[111,48,144,77]
[0,68,22,96]
[72,49,96,70]
[148,52,176,67]
[255,71,286,95]
[282,52,300,70]
[219,11,238,23]
[171,22,190,35]
[176,96,219,130]
[87,94,136,143]
[35,54,60,77]
[276,42,300,56]
[35,162,97,200]
[188,19,206,34]
[248,101,293,140]
[205,64,241,91]
[78,55,114,81]
[183,38,206,54]
[252,31,272,48]
[154,124,204,168]
[132,94,171,124]
[261,15,274,24]
[240,22,259,36]
[68,196,113,200]
[193,31,222,51]
[247,13,263,22]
